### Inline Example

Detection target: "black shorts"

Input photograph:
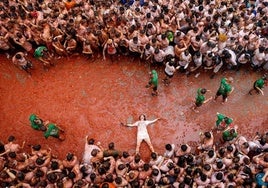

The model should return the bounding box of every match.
[165,71,174,78]
[152,86,157,91]
[216,91,228,100]
[195,102,203,107]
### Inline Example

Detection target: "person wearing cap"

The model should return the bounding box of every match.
[122,114,160,154]
[214,77,234,103]
[146,70,158,96]
[249,75,267,95]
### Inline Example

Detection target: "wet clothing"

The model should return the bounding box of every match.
[195,88,205,107]
[149,70,158,87]
[216,113,233,130]
[254,78,265,89]
[103,149,120,158]
[34,46,47,58]
[256,173,268,187]
[222,129,238,141]
[216,78,232,99]
[44,123,59,139]
[29,114,44,130]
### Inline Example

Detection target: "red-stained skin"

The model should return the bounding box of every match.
[0,54,267,161]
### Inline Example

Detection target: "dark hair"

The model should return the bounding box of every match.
[204,132,211,138]
[203,164,211,171]
[36,157,45,165]
[216,161,223,169]
[108,142,114,150]
[8,135,15,142]
[118,164,125,170]
[134,154,141,163]
[66,153,74,161]
[151,152,157,159]
[88,138,95,145]
[152,168,159,176]
[165,144,172,151]
[8,152,16,158]
[181,144,188,151]
[115,176,122,184]
[122,151,129,158]
[32,144,41,151]
[216,172,223,180]
[51,161,59,170]
[208,150,214,158]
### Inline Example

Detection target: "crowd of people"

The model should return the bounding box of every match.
[0,128,268,187]
[0,0,267,76]
[1,0,268,187]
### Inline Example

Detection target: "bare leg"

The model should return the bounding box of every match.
[136,139,142,154]
[144,137,154,153]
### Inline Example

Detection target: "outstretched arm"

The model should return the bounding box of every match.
[146,118,161,125]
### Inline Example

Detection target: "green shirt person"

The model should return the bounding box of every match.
[249,76,267,95]
[222,126,238,142]
[44,123,65,141]
[29,114,46,131]
[34,46,53,70]
[215,113,233,131]
[146,70,158,96]
[214,77,234,103]
[191,88,212,113]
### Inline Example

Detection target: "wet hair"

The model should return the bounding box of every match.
[185,166,193,175]
[105,173,114,182]
[115,176,122,184]
[208,150,214,158]
[184,176,193,185]
[200,88,207,94]
[204,132,211,138]
[101,183,109,188]
[167,162,174,169]
[8,152,16,159]
[36,157,45,165]
[47,173,57,183]
[118,164,125,170]
[152,168,159,176]
[91,149,98,157]
[108,142,114,150]
[134,154,141,163]
[87,138,95,145]
[36,169,44,178]
[68,171,76,179]
[66,153,74,161]
[227,145,234,152]
[122,151,129,158]
[216,172,223,180]
[17,171,25,181]
[177,156,186,168]
[216,161,223,169]
[15,54,22,59]
[51,161,59,170]
[165,144,172,151]
[243,166,252,175]
[201,173,207,181]
[147,178,155,186]
[203,164,211,171]
[144,163,150,171]
[32,144,41,151]
[145,44,151,50]
[139,114,146,120]
[151,152,157,160]
[8,135,15,142]
[154,48,159,54]
[181,144,188,151]
[90,173,96,181]
[227,173,234,181]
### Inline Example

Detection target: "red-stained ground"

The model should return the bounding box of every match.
[0,54,267,161]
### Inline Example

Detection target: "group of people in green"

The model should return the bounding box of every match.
[29,114,65,141]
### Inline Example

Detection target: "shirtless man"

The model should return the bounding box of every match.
[102,39,118,62]
[12,52,33,75]
[122,114,160,154]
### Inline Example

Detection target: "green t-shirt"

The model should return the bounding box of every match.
[223,82,232,94]
[222,129,238,141]
[29,114,43,130]
[216,113,225,126]
[217,78,227,94]
[196,88,205,104]
[44,123,59,139]
[150,70,158,87]
[166,31,174,43]
[34,46,47,58]
[255,78,265,89]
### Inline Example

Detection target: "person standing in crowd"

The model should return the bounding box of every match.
[146,70,158,96]
[214,77,234,104]
[163,58,179,86]
[121,114,160,154]
[222,125,238,143]
[249,75,267,95]
[191,88,212,113]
